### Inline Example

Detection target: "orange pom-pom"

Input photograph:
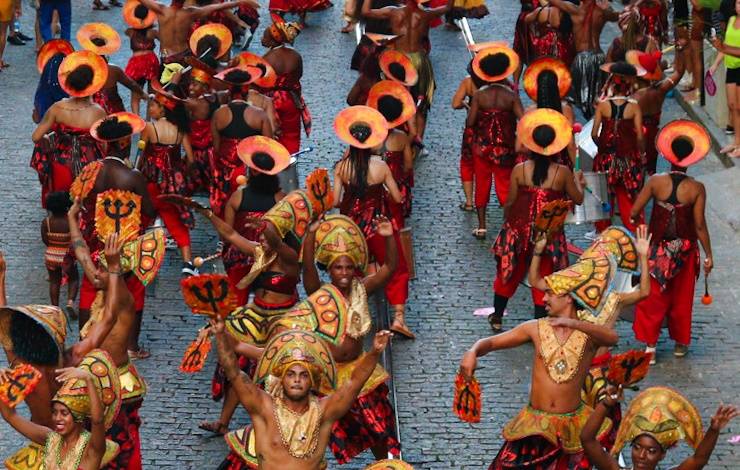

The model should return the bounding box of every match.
[572,122,583,133]
[702,294,713,305]
[235,175,247,186]
[193,256,204,268]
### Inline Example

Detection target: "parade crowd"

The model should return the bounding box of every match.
[0,0,738,467]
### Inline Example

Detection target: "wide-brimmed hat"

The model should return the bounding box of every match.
[334,105,389,149]
[185,56,217,86]
[378,50,418,87]
[90,111,146,142]
[123,0,157,29]
[0,305,68,366]
[233,51,277,88]
[77,23,121,55]
[189,23,232,60]
[626,50,663,81]
[523,56,572,100]
[214,65,263,88]
[656,119,711,167]
[149,79,185,110]
[365,460,415,470]
[58,50,109,97]
[517,108,571,156]
[366,80,416,128]
[37,39,74,73]
[600,61,646,78]
[237,136,291,175]
[467,41,507,53]
[472,45,519,83]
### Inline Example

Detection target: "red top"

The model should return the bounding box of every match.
[339,183,390,239]
[472,108,516,166]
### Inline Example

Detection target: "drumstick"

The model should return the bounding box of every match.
[585,186,611,213]
[290,146,314,158]
[193,252,222,268]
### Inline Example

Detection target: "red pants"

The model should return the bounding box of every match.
[595,186,643,233]
[367,231,409,306]
[494,254,554,306]
[473,154,513,208]
[633,250,698,346]
[147,183,191,248]
[460,156,474,183]
[226,264,251,306]
[80,275,146,311]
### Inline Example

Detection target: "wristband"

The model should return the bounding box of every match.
[107,269,123,275]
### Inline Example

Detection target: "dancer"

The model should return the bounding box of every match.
[452,60,485,212]
[41,191,78,316]
[123,0,160,115]
[630,120,713,363]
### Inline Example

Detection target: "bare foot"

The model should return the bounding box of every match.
[720,143,736,154]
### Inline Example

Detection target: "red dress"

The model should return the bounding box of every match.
[472,105,517,207]
[593,101,644,199]
[643,112,661,175]
[531,18,575,66]
[382,149,412,229]
[93,86,126,114]
[513,1,535,65]
[188,118,214,194]
[124,30,159,83]
[266,72,311,154]
[340,182,409,306]
[30,122,104,206]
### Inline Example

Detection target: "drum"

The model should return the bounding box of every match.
[566,171,610,225]
[577,119,597,171]
[276,157,298,192]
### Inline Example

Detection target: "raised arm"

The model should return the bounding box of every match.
[581,395,621,470]
[191,0,259,19]
[549,316,618,347]
[459,322,534,377]
[0,372,51,445]
[301,221,322,295]
[322,330,391,422]
[199,208,257,256]
[262,220,299,270]
[211,317,268,416]
[676,405,738,470]
[618,225,651,306]
[528,234,549,291]
[361,0,395,20]
[137,0,165,15]
[547,0,578,15]
[113,65,146,96]
[68,198,97,283]
[362,217,398,295]
[425,0,454,17]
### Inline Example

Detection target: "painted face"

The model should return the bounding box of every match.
[282,363,311,401]
[630,435,665,470]
[328,255,355,290]
[51,402,77,436]
[542,289,571,315]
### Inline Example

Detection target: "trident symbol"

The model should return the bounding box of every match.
[539,203,570,232]
[190,279,230,315]
[309,178,330,213]
[617,355,648,385]
[103,198,137,233]
[182,338,207,370]
[5,371,38,404]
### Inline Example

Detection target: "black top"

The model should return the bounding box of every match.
[221,102,260,138]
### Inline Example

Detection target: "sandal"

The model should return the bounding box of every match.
[459,202,474,212]
[128,348,151,360]
[199,421,228,435]
[487,313,503,333]
[720,143,736,154]
[472,228,487,239]
[390,309,415,340]
[340,22,355,33]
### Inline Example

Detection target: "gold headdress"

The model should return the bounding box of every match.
[543,254,617,313]
[97,229,167,286]
[0,305,68,366]
[271,283,349,345]
[314,215,369,273]
[579,226,638,272]
[612,386,703,454]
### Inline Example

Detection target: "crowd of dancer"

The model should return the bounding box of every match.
[0,0,738,467]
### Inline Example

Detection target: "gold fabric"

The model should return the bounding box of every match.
[406,51,436,110]
[577,291,621,326]
[224,425,329,469]
[255,330,337,391]
[503,404,612,454]
[262,190,313,245]
[117,361,147,404]
[347,279,372,339]
[80,291,105,339]
[365,459,415,470]
[236,245,277,290]
[271,283,347,345]
[0,305,68,366]
[319,353,388,397]
[543,254,616,313]
[272,395,322,459]
[314,215,368,273]
[612,386,703,454]
[94,189,142,245]
[226,301,292,346]
[579,226,638,272]
[41,433,119,470]
[538,318,589,384]
[5,442,44,470]
[43,431,90,470]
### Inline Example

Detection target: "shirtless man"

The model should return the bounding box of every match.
[361,0,454,139]
[213,316,392,470]
[137,0,258,62]
[547,0,619,117]
[459,248,636,467]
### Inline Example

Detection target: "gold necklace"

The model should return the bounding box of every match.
[538,319,588,383]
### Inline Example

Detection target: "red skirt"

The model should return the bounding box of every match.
[329,383,400,463]
[125,52,160,83]
[103,401,143,470]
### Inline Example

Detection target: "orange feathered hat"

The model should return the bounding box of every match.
[123,0,157,29]
[517,108,571,156]
[378,50,418,87]
[237,136,292,175]
[37,39,74,73]
[189,23,232,60]
[656,119,711,168]
[90,112,146,142]
[472,45,519,83]
[77,23,121,55]
[366,80,416,129]
[523,56,572,100]
[58,50,109,97]
[334,106,389,150]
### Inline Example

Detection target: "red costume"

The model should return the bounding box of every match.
[643,113,660,175]
[382,148,412,229]
[124,30,159,84]
[268,0,331,14]
[492,184,568,306]
[141,136,194,248]
[264,72,311,154]
[531,17,575,66]
[634,173,699,346]
[93,87,126,114]
[593,100,644,232]
[513,1,535,65]
[188,117,215,194]
[638,1,667,43]
[471,104,517,208]
[340,183,409,306]
[460,125,475,184]
[30,123,104,207]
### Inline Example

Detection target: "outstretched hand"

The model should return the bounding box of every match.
[104,232,124,270]
[374,216,394,237]
[602,384,623,408]
[209,316,226,336]
[55,367,92,383]
[371,330,392,354]
[710,404,739,431]
[68,197,83,220]
[634,224,652,257]
[459,350,477,381]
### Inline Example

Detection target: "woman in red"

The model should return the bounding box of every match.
[260,20,310,154]
[210,66,273,217]
[139,82,196,275]
[466,45,524,239]
[524,0,575,65]
[333,106,414,339]
[490,109,584,331]
[366,80,416,230]
[452,60,485,212]
[31,51,107,207]
[592,61,645,232]
[123,0,160,115]
[630,120,713,363]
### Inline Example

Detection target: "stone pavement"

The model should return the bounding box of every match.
[0,1,739,468]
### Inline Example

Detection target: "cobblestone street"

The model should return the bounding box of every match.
[0,0,739,468]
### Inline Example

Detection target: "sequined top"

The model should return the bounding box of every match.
[339,183,390,239]
[472,107,517,166]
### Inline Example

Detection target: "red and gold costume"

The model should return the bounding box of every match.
[531,18,574,66]
[460,124,475,186]
[124,30,159,84]
[30,123,104,207]
[103,361,147,470]
[264,72,311,154]
[93,86,126,114]
[269,0,331,14]
[593,99,644,232]
[637,1,667,43]
[471,104,517,208]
